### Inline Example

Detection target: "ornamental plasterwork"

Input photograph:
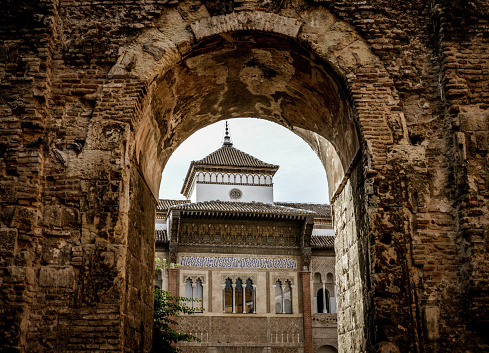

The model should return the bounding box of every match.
[229,188,243,199]
[182,274,206,284]
[178,222,300,248]
[180,255,298,270]
[311,259,335,276]
[195,171,273,186]
[221,274,257,283]
[272,276,295,285]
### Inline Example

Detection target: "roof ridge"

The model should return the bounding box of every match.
[193,145,279,169]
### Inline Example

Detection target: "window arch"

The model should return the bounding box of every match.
[275,280,293,314]
[235,278,243,313]
[184,277,203,312]
[245,279,255,313]
[314,272,322,283]
[326,272,334,283]
[316,288,330,313]
[223,277,255,314]
[224,278,233,313]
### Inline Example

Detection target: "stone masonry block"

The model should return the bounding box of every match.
[39,266,75,289]
[191,12,302,41]
[0,228,17,257]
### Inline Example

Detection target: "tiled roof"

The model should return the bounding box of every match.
[170,201,315,217]
[311,235,335,248]
[155,229,168,243]
[193,145,279,169]
[275,202,331,217]
[157,199,190,212]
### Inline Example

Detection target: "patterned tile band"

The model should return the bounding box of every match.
[180,256,297,269]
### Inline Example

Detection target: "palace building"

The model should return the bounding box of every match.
[155,124,338,353]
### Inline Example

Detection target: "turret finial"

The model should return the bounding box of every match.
[223,120,233,146]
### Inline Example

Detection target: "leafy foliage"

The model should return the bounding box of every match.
[152,288,200,353]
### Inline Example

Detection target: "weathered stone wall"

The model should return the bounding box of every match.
[176,316,304,351]
[1,0,489,352]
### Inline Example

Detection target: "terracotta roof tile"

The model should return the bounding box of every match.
[157,199,190,212]
[194,145,279,169]
[275,202,331,217]
[155,229,168,243]
[311,235,335,248]
[170,201,315,216]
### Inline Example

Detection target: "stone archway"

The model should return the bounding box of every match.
[71,7,414,353]
[3,1,489,352]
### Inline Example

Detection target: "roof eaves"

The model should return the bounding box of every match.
[180,162,196,197]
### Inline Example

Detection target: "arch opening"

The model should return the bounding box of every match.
[134,32,359,201]
[121,28,371,353]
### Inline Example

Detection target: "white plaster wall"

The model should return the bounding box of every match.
[155,217,167,231]
[312,228,335,236]
[195,182,274,203]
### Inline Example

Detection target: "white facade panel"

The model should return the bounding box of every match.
[195,182,274,203]
[155,218,167,231]
[312,228,335,236]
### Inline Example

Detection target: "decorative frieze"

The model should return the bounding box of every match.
[180,255,297,269]
[178,221,300,248]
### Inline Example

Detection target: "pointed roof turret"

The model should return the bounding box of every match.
[180,121,279,198]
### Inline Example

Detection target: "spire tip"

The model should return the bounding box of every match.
[223,120,233,146]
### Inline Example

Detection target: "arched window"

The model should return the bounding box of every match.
[184,278,204,312]
[284,281,292,314]
[275,280,283,314]
[275,280,293,314]
[224,278,233,313]
[314,272,322,283]
[194,279,203,312]
[223,278,256,314]
[316,288,330,313]
[235,278,243,314]
[326,272,334,283]
[185,278,193,307]
[245,279,255,313]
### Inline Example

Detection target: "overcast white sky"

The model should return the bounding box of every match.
[158,118,329,204]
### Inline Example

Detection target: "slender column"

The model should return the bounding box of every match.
[301,271,313,353]
[242,285,246,313]
[281,284,285,314]
[192,283,196,309]
[232,284,236,313]
[252,284,257,314]
[322,281,327,313]
[222,284,226,312]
